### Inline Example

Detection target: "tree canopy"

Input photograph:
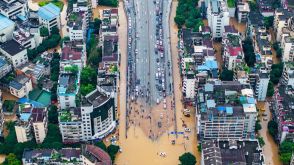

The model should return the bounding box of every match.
[220,68,234,81]
[179,152,196,165]
[80,66,97,96]
[243,38,256,67]
[98,0,118,7]
[48,105,58,124]
[270,63,283,85]
[268,120,278,138]
[267,81,274,97]
[279,141,294,164]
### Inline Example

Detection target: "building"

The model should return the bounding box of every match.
[91,0,98,8]
[201,140,265,165]
[31,107,47,143]
[16,63,47,85]
[61,40,86,70]
[37,3,61,33]
[59,107,83,143]
[0,39,28,67]
[15,103,33,143]
[57,67,80,109]
[81,89,116,141]
[0,56,12,79]
[99,9,118,42]
[22,148,82,165]
[281,62,294,87]
[81,144,112,165]
[222,25,244,70]
[247,11,264,38]
[67,11,88,41]
[257,0,275,17]
[197,81,257,140]
[100,35,119,71]
[274,8,293,42]
[9,74,33,98]
[207,0,230,38]
[236,0,250,23]
[273,85,294,143]
[0,0,28,19]
[0,14,15,43]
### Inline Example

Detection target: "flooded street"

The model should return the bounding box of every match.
[257,102,281,165]
[116,0,198,164]
[28,0,68,37]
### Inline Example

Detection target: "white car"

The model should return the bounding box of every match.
[184,128,191,132]
[163,103,167,109]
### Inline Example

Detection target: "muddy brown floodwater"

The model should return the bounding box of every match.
[115,1,199,164]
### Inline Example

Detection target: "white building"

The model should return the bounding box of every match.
[0,14,15,43]
[255,69,270,101]
[15,103,33,143]
[37,3,61,33]
[0,0,28,19]
[0,56,12,79]
[207,0,230,38]
[0,40,28,67]
[183,77,196,99]
[90,0,98,8]
[67,11,88,41]
[9,75,33,98]
[31,107,48,143]
[236,1,250,23]
[281,62,294,88]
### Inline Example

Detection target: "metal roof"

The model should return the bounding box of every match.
[0,14,14,31]
[37,3,60,21]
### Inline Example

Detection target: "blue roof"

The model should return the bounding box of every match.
[38,3,60,21]
[226,107,233,114]
[18,98,45,108]
[247,97,255,104]
[0,57,8,68]
[0,14,14,31]
[217,106,225,111]
[205,60,218,69]
[9,81,23,90]
[211,0,219,13]
[20,113,31,122]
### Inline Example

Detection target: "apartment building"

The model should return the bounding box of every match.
[196,81,257,140]
[273,85,294,143]
[57,67,80,109]
[0,39,28,67]
[81,89,116,141]
[0,0,28,19]
[281,62,294,87]
[207,0,230,38]
[67,11,88,41]
[16,63,47,85]
[59,107,83,143]
[81,144,112,165]
[9,74,33,98]
[37,3,61,33]
[99,9,118,43]
[31,107,47,143]
[236,0,250,23]
[15,103,33,143]
[201,140,265,165]
[0,14,15,43]
[247,11,264,38]
[222,25,244,70]
[22,148,82,164]
[100,35,119,70]
[61,40,87,70]
[0,56,12,79]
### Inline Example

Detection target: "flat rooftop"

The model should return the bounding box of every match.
[0,39,25,56]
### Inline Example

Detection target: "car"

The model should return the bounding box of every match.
[262,113,267,116]
[184,128,191,132]
[163,103,167,109]
[156,98,160,104]
[263,117,268,121]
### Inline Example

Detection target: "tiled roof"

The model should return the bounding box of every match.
[62,47,82,60]
[37,3,60,21]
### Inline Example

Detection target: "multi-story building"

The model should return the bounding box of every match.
[273,85,294,143]
[281,62,294,87]
[0,14,15,43]
[222,25,244,70]
[15,103,33,143]
[59,107,83,143]
[57,66,80,109]
[236,0,250,23]
[207,0,230,38]
[61,40,87,70]
[247,11,264,38]
[258,0,275,17]
[0,39,28,67]
[201,140,265,165]
[37,3,61,33]
[81,88,116,141]
[196,80,257,140]
[0,56,12,79]
[67,11,89,41]
[9,74,33,98]
[31,107,47,144]
[22,148,82,164]
[16,63,46,85]
[81,144,112,165]
[99,9,118,43]
[100,35,119,71]
[0,0,28,19]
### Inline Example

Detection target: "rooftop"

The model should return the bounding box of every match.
[58,72,78,94]
[31,107,46,123]
[0,56,9,68]
[0,39,25,56]
[83,89,109,108]
[9,74,30,90]
[37,3,60,21]
[102,35,119,62]
[61,46,82,61]
[82,144,112,165]
[0,14,14,31]
[59,107,81,122]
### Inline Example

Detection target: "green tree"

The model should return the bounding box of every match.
[255,120,262,132]
[40,27,49,37]
[264,16,274,29]
[94,141,107,151]
[267,81,274,97]
[107,144,120,162]
[179,152,196,165]
[174,15,185,28]
[243,38,256,67]
[51,26,60,35]
[98,0,118,7]
[80,84,95,96]
[268,120,278,138]
[270,63,284,84]
[257,137,265,147]
[41,124,63,149]
[220,68,234,81]
[280,153,292,164]
[48,105,58,124]
[279,141,294,164]
[197,144,202,152]
[5,153,21,165]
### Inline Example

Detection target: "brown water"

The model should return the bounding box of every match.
[115,1,199,164]
[28,0,68,37]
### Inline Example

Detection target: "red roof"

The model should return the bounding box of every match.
[84,145,112,165]
[61,47,82,60]
[228,47,242,56]
[111,9,118,14]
